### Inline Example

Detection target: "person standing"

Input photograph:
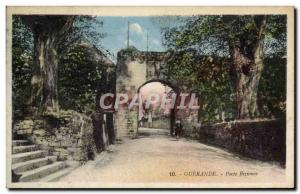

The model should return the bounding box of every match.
[174,119,183,139]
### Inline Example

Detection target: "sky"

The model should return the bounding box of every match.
[94,17,179,117]
[97,16,167,62]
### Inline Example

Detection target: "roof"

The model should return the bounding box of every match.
[76,42,115,67]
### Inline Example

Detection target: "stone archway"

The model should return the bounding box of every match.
[114,47,198,139]
[136,80,179,136]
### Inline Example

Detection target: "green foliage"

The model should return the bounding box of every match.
[163,15,286,57]
[258,57,286,117]
[12,15,109,117]
[161,15,287,122]
[58,16,106,55]
[58,44,104,112]
[166,53,235,124]
[12,16,34,120]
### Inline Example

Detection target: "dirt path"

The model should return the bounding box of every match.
[59,132,286,188]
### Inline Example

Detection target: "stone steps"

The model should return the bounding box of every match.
[12,150,47,164]
[38,162,80,182]
[12,156,57,174]
[13,145,39,154]
[12,140,30,146]
[19,162,67,182]
[12,138,79,182]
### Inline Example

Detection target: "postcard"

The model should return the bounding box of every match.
[6,6,294,188]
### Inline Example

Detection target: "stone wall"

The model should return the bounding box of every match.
[14,110,96,162]
[115,48,146,138]
[194,119,286,165]
[176,107,199,135]
[115,48,172,138]
[115,47,201,138]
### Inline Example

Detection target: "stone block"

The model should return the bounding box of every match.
[60,139,73,147]
[48,141,61,147]
[72,150,84,161]
[33,129,46,136]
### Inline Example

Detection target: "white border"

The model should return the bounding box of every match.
[1,0,298,193]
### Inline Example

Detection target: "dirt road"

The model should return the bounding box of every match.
[59,130,286,188]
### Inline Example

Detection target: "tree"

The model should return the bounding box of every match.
[165,52,235,123]
[226,16,267,119]
[162,15,286,120]
[12,16,33,120]
[58,42,115,113]
[20,16,75,112]
[19,15,105,113]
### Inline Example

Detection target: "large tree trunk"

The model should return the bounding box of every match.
[22,16,75,113]
[31,33,59,112]
[230,16,267,119]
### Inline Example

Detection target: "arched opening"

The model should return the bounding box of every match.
[137,80,178,136]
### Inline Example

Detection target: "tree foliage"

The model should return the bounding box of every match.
[58,43,114,113]
[12,15,108,119]
[12,16,34,119]
[161,15,287,122]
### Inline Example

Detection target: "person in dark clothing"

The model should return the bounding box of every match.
[174,120,183,139]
